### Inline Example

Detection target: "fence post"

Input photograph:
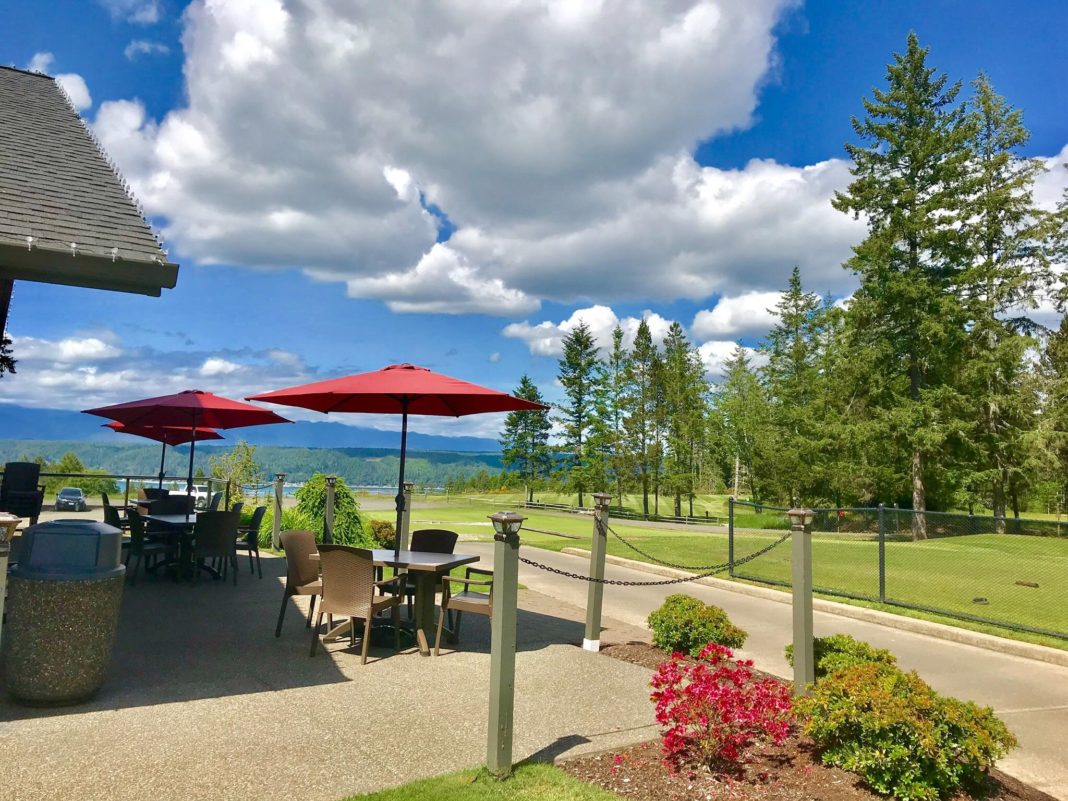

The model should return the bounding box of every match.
[399,481,414,550]
[728,496,735,577]
[224,479,231,511]
[123,477,131,508]
[323,475,336,544]
[788,508,815,695]
[272,473,285,550]
[487,511,525,778]
[878,503,886,603]
[583,493,612,653]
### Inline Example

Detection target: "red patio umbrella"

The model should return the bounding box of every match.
[248,364,547,554]
[104,421,223,489]
[84,390,290,503]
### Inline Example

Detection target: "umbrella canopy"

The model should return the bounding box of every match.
[85,390,289,504]
[247,363,548,417]
[104,421,223,490]
[248,364,547,554]
[104,421,223,446]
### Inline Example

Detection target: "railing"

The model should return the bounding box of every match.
[521,499,726,526]
[729,499,1068,640]
[0,469,232,510]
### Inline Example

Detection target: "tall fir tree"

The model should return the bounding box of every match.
[713,347,773,502]
[833,33,973,537]
[661,322,707,517]
[499,375,552,503]
[623,319,658,515]
[555,321,601,507]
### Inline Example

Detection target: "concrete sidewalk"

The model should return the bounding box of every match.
[0,554,654,801]
[463,541,1068,800]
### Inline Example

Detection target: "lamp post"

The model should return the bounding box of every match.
[323,475,336,544]
[787,507,815,695]
[487,510,525,778]
[272,473,285,550]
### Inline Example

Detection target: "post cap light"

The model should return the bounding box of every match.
[787,508,815,527]
[490,510,526,539]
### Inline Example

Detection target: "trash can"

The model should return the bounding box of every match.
[4,519,125,705]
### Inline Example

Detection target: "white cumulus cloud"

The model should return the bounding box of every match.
[25,52,92,110]
[124,39,171,60]
[503,306,674,357]
[691,291,782,340]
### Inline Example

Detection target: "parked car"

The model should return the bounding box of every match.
[55,487,88,512]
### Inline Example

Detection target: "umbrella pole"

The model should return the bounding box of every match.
[394,400,409,561]
[186,412,197,520]
[159,442,167,489]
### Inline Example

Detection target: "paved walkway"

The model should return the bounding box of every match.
[463,541,1068,800]
[0,554,654,801]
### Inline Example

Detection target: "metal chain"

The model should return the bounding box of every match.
[607,523,732,570]
[517,530,791,586]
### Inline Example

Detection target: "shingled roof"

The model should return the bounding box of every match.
[0,65,178,296]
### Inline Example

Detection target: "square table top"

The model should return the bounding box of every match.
[145,513,198,527]
[310,548,479,573]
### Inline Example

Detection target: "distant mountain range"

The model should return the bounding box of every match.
[0,404,501,453]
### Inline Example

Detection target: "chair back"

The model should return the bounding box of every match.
[208,492,223,511]
[231,501,244,517]
[103,504,123,530]
[194,511,240,558]
[102,491,112,508]
[1,462,41,494]
[141,487,169,501]
[127,509,147,549]
[280,529,320,590]
[246,506,267,536]
[318,543,376,617]
[157,495,194,515]
[410,528,458,554]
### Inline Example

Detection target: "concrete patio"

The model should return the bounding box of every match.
[0,551,655,801]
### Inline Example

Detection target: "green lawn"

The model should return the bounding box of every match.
[343,764,614,800]
[413,497,1068,650]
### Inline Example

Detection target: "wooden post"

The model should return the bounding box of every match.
[788,508,815,695]
[583,493,611,652]
[324,475,336,544]
[487,511,525,778]
[272,473,285,550]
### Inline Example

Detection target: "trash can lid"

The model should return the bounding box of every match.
[12,519,124,581]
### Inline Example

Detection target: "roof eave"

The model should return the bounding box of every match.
[0,243,179,297]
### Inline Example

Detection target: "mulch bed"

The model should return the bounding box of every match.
[562,641,1056,801]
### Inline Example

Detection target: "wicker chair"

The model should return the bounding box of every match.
[0,462,45,525]
[102,492,131,531]
[311,544,405,664]
[124,509,175,585]
[275,530,323,637]
[434,567,493,656]
[208,492,223,511]
[190,510,240,585]
[395,529,458,619]
[236,505,267,578]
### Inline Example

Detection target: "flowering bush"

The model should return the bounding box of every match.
[785,633,897,679]
[650,643,794,772]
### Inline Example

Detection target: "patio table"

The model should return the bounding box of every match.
[144,513,220,579]
[312,548,479,656]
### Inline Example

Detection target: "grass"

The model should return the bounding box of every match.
[343,764,615,800]
[413,497,1068,650]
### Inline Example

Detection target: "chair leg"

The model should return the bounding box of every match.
[361,618,371,665]
[310,611,324,656]
[129,553,142,586]
[275,590,291,637]
[306,594,317,628]
[434,603,447,656]
[255,547,262,579]
[349,617,356,649]
[452,611,463,645]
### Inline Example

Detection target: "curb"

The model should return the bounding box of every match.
[560,547,1068,669]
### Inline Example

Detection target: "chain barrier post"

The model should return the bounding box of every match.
[583,493,612,652]
[324,475,336,544]
[272,473,285,550]
[399,481,414,551]
[728,496,736,577]
[487,510,525,778]
[788,507,815,695]
[878,503,886,603]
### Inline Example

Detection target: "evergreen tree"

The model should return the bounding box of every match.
[661,322,707,516]
[500,375,553,503]
[623,319,658,515]
[555,321,601,507]
[713,347,773,502]
[833,33,973,537]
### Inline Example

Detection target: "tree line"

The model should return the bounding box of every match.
[499,34,1068,534]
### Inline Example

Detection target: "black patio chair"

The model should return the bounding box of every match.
[191,510,240,585]
[124,510,175,585]
[207,492,223,511]
[236,505,266,578]
[0,462,45,525]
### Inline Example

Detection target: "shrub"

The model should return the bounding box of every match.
[648,594,747,656]
[798,662,1016,801]
[785,634,897,679]
[258,507,317,548]
[368,519,396,548]
[651,643,793,772]
[294,473,367,546]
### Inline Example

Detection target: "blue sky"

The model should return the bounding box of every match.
[3,0,1067,439]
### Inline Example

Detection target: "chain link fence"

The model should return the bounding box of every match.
[730,499,1068,640]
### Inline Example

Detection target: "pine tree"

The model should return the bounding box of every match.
[713,347,773,502]
[499,375,553,503]
[555,322,601,507]
[661,322,707,517]
[623,319,658,515]
[834,33,973,537]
